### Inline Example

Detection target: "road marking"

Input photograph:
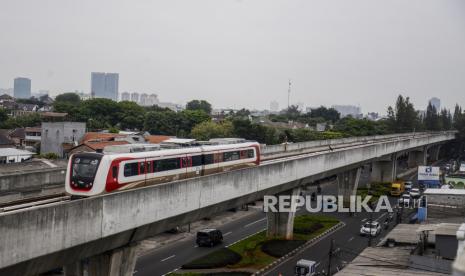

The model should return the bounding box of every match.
[161,255,175,262]
[223,231,232,237]
[376,212,387,221]
[315,262,321,267]
[361,218,367,222]
[244,218,266,228]
[133,270,137,274]
[194,245,198,248]
[348,237,354,242]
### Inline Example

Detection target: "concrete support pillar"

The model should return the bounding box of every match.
[337,167,362,204]
[371,157,397,183]
[408,149,427,167]
[266,186,301,240]
[429,145,441,162]
[64,243,138,276]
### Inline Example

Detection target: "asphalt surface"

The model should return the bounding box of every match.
[134,165,419,276]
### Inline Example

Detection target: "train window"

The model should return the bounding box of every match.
[112,166,118,178]
[124,163,139,177]
[223,151,240,162]
[140,162,146,174]
[247,149,255,158]
[192,155,202,166]
[203,154,214,165]
[146,161,152,173]
[154,158,180,172]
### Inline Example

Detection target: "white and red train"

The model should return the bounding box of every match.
[65,142,260,196]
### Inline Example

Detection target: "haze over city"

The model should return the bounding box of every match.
[1,0,465,113]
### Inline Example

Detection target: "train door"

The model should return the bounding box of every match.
[181,155,191,179]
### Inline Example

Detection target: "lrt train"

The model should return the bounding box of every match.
[65,142,260,196]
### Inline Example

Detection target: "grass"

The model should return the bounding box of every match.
[181,248,241,269]
[357,182,391,204]
[174,214,339,273]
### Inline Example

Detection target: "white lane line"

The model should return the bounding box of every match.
[361,218,367,222]
[194,245,198,248]
[133,270,138,274]
[223,231,232,237]
[161,267,180,276]
[160,255,175,262]
[244,218,266,228]
[348,236,354,242]
[315,262,321,267]
[376,212,387,222]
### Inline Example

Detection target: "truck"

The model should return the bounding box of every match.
[295,259,316,276]
[390,181,405,196]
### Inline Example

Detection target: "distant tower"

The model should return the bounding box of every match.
[429,97,441,111]
[91,72,119,101]
[14,77,31,99]
[287,79,291,109]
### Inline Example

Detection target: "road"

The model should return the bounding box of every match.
[134,166,417,276]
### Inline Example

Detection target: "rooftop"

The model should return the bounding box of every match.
[424,188,465,195]
[0,148,34,157]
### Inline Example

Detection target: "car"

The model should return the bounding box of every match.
[399,194,411,207]
[295,259,317,276]
[404,181,413,192]
[196,229,223,247]
[409,188,420,198]
[360,221,381,237]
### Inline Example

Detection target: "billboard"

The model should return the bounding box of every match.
[418,166,440,181]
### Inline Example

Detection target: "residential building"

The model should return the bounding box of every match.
[332,104,362,118]
[139,93,148,106]
[0,148,34,164]
[13,77,31,99]
[91,72,119,101]
[147,94,159,106]
[120,91,130,101]
[0,130,15,148]
[0,88,13,97]
[24,127,42,147]
[429,97,441,111]
[40,122,86,158]
[130,92,140,103]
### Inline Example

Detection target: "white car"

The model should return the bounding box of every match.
[360,221,381,237]
[399,194,411,207]
[404,181,413,192]
[409,188,420,198]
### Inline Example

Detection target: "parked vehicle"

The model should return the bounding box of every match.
[409,188,420,198]
[295,259,316,276]
[390,182,405,196]
[196,229,223,247]
[360,221,381,237]
[404,181,413,193]
[399,194,411,207]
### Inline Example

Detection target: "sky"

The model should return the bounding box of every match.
[1,0,465,114]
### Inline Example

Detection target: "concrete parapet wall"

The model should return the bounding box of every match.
[0,132,456,274]
[0,167,66,194]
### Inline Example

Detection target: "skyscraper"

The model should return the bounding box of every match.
[13,77,31,99]
[429,97,440,111]
[130,92,140,103]
[120,91,130,101]
[91,72,119,101]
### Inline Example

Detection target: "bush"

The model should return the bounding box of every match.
[261,240,306,258]
[39,152,59,159]
[181,248,241,269]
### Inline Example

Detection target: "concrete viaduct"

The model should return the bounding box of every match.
[0,132,456,276]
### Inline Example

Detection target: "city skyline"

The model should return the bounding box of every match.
[1,1,465,113]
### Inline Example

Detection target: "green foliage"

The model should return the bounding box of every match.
[386,95,421,133]
[117,101,145,130]
[0,108,8,124]
[54,93,81,105]
[288,128,345,142]
[333,117,389,136]
[232,119,280,145]
[191,121,233,140]
[0,113,41,129]
[144,110,178,135]
[181,248,241,269]
[39,152,59,159]
[307,106,340,122]
[186,100,212,114]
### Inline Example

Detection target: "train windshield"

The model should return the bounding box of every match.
[72,156,101,178]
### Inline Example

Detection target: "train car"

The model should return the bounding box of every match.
[65,142,260,196]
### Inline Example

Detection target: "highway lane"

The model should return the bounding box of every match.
[134,165,416,276]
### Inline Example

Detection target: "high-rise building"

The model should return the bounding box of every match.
[270,101,279,112]
[130,92,139,103]
[139,93,148,106]
[120,91,130,101]
[91,72,119,101]
[429,97,440,111]
[14,77,31,99]
[148,94,159,106]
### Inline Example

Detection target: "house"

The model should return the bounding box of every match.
[69,140,130,155]
[40,122,86,158]
[24,127,41,147]
[0,130,15,148]
[0,148,34,164]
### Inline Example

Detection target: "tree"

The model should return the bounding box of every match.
[453,104,462,124]
[232,119,280,144]
[439,109,452,130]
[79,98,122,129]
[178,110,211,137]
[0,108,8,125]
[424,102,441,131]
[186,100,212,114]
[144,110,178,135]
[191,121,233,140]
[117,101,146,130]
[55,93,81,105]
[308,106,340,122]
[334,117,388,136]
[386,95,421,133]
